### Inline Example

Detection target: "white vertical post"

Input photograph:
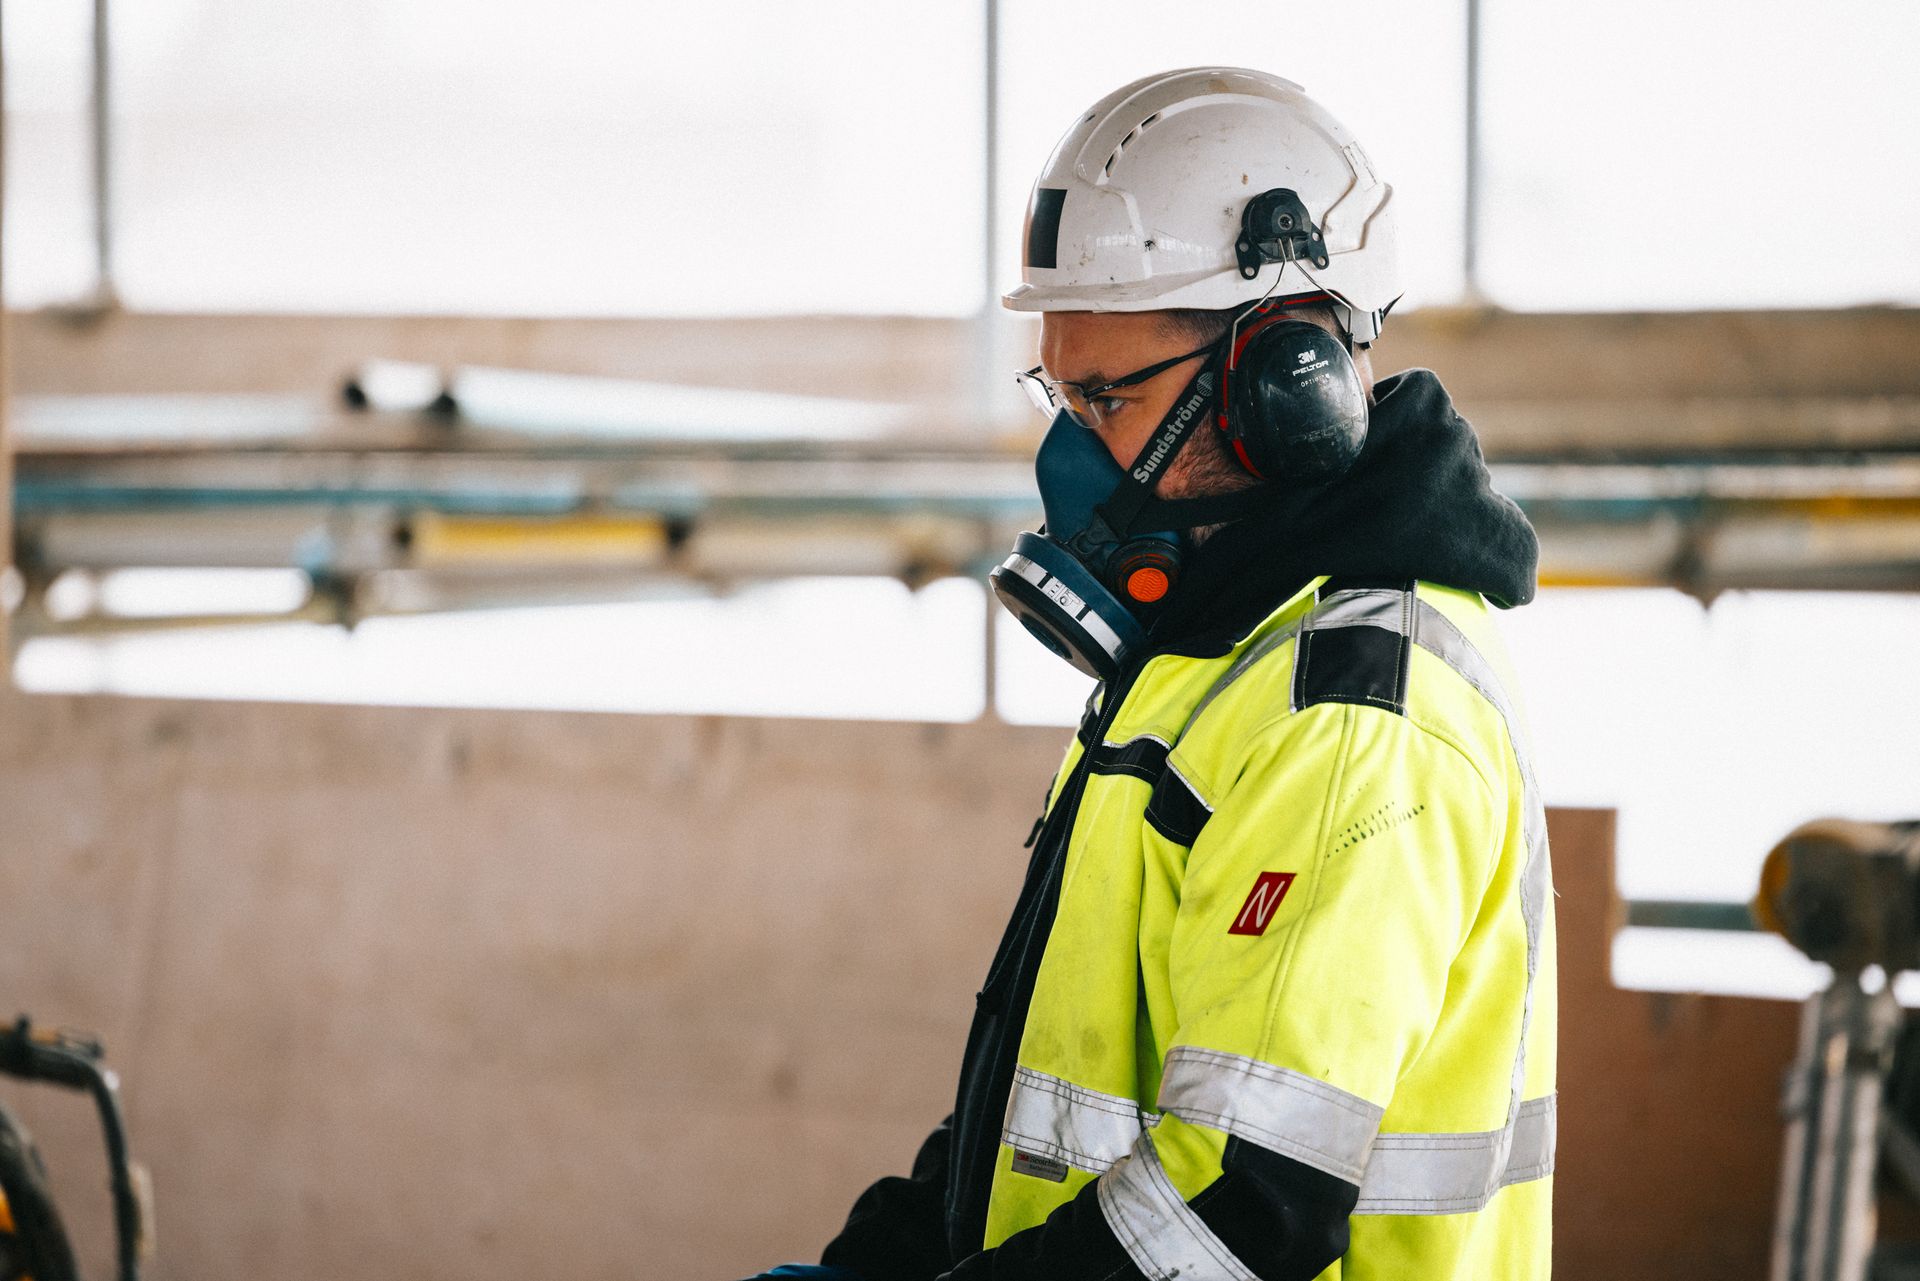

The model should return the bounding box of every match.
[91,0,117,305]
[977,0,1003,721]
[1,3,12,657]
[1463,0,1483,304]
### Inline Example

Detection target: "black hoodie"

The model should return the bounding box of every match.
[1150,366,1538,654]
[822,368,1538,1281]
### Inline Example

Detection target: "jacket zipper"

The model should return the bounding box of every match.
[976,661,1144,1010]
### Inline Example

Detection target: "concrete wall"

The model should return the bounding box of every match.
[1,691,1068,1278]
[0,690,1800,1279]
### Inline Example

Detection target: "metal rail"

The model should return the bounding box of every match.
[13,390,1920,634]
[1624,900,1759,933]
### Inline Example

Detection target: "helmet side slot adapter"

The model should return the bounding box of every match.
[1233,187,1394,348]
[1235,189,1331,277]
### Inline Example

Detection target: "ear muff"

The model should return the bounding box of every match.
[1218,315,1369,484]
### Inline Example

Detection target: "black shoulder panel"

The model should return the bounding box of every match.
[1291,623,1409,717]
[1145,767,1212,847]
[1086,736,1170,784]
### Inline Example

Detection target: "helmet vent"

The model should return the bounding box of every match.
[1105,112,1159,176]
[1101,113,1162,177]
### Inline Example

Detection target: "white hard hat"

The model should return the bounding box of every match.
[1004,67,1401,343]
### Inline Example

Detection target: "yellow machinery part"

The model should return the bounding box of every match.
[408,513,670,568]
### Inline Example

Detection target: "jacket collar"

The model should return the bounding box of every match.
[1138,368,1538,663]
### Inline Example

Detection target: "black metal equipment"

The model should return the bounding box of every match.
[0,1018,148,1281]
[1759,821,1920,1281]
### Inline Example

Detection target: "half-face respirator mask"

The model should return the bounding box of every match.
[989,308,1369,683]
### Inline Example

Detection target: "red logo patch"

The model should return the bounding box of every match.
[1229,872,1296,936]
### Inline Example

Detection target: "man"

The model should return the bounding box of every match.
[747,67,1554,1280]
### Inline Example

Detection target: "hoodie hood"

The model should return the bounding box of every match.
[1148,367,1538,652]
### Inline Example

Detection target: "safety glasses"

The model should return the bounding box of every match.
[1015,337,1220,432]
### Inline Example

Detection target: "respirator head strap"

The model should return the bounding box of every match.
[985,346,1239,683]
[1092,351,1224,540]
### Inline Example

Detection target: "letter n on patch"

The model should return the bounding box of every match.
[1229,872,1296,936]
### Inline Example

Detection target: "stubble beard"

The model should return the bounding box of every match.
[1167,423,1264,545]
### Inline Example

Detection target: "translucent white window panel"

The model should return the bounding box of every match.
[1502,587,1920,999]
[101,0,984,315]
[1616,932,1920,1009]
[15,577,987,722]
[3,0,100,306]
[1501,588,1920,904]
[994,608,1095,727]
[996,1,1469,312]
[1479,0,1920,310]
[1611,927,1828,1001]
[96,568,312,618]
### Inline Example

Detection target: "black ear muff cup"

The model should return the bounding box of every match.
[1225,318,1368,484]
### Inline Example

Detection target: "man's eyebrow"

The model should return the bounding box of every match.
[1049,366,1110,388]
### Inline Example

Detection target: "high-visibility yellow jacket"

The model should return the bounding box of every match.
[823,371,1551,1281]
[978,577,1556,1278]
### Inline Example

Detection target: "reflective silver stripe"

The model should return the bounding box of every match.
[1002,1066,1152,1173]
[1158,1045,1383,1184]
[1000,553,1125,660]
[1180,585,1392,733]
[1408,598,1552,1212]
[1180,618,1302,731]
[1356,1094,1557,1215]
[1101,732,1171,752]
[1503,1093,1558,1185]
[1407,599,1537,778]
[1300,585,1411,634]
[1097,1131,1259,1281]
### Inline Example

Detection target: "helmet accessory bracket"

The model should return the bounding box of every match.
[1235,188,1331,278]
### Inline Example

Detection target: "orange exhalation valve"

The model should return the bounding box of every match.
[1126,566,1171,603]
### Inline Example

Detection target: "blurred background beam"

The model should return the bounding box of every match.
[16,308,1920,429]
[12,304,1920,638]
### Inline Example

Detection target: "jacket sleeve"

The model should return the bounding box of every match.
[821,1117,957,1281]
[941,699,1501,1280]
